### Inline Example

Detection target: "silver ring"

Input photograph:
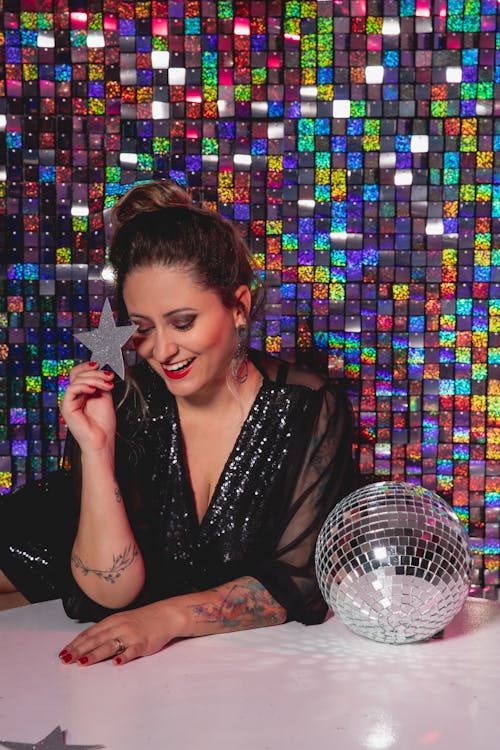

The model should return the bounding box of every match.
[113,637,126,656]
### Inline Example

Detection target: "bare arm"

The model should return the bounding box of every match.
[61,363,145,609]
[59,575,286,666]
[71,451,145,609]
[179,576,286,635]
[0,570,17,594]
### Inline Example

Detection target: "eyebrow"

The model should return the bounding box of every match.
[128,307,197,320]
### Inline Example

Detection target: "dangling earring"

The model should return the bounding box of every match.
[232,323,248,383]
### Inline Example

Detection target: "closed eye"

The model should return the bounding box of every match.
[130,313,197,334]
[171,315,196,331]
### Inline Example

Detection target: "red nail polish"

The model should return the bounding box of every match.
[59,649,68,657]
[89,361,98,367]
[114,657,122,665]
[63,653,72,663]
[78,656,89,665]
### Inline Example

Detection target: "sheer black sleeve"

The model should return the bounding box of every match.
[245,355,357,624]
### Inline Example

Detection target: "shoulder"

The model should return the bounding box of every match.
[250,349,353,428]
[249,349,326,391]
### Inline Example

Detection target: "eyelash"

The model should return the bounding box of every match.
[135,319,196,336]
[176,319,196,332]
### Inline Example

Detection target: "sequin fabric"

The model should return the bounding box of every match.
[0,471,77,603]
[1,356,355,624]
[131,373,310,585]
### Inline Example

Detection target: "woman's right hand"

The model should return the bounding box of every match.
[60,362,116,455]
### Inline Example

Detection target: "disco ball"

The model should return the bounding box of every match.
[315,481,472,644]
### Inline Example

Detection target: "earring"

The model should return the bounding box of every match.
[232,324,248,383]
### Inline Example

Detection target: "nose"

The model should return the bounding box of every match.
[152,330,178,363]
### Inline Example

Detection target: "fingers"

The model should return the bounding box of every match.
[60,364,117,451]
[59,627,133,667]
[69,362,115,388]
[61,364,115,416]
[69,361,98,383]
[112,644,140,666]
[58,607,171,667]
[69,361,100,383]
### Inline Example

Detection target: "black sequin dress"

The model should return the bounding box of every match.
[0,352,355,624]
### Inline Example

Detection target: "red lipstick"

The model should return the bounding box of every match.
[162,359,195,380]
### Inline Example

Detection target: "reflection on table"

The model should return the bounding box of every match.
[0,597,499,750]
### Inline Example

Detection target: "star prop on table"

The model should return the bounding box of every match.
[74,298,138,380]
[0,726,104,750]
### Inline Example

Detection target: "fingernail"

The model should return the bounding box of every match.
[113,657,122,665]
[62,653,73,663]
[59,649,68,657]
[78,656,89,665]
[89,361,98,367]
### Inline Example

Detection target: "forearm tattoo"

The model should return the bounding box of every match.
[71,543,138,584]
[188,577,285,629]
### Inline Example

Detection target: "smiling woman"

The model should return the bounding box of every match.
[123,265,248,399]
[0,183,356,667]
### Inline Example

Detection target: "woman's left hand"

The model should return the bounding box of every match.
[58,601,186,667]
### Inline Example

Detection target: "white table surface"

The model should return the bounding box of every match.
[0,597,498,750]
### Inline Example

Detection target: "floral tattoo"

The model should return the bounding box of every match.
[71,543,138,584]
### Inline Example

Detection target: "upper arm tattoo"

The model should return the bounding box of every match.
[71,543,138,584]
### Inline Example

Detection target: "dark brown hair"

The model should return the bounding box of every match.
[110,180,192,234]
[109,204,263,323]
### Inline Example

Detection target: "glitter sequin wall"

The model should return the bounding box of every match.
[1,0,499,594]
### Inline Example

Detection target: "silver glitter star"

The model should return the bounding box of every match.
[74,298,137,380]
[0,726,104,750]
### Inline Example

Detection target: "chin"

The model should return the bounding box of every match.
[160,369,201,394]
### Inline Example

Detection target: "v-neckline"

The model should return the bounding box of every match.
[173,378,269,529]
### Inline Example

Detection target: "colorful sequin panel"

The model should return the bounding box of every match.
[1,0,498,591]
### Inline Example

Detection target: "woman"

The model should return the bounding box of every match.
[1,198,355,667]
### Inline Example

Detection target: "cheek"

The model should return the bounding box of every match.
[200,319,235,353]
[131,336,152,358]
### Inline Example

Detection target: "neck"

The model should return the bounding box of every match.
[176,361,263,419]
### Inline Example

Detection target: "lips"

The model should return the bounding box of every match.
[162,357,195,380]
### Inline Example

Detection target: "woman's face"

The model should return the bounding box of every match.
[123,264,249,401]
